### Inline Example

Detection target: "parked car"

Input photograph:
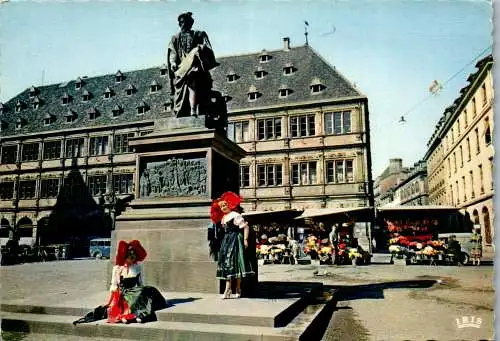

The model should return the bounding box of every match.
[89,238,111,259]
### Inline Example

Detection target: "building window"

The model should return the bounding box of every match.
[479,164,484,194]
[89,136,109,156]
[227,121,250,143]
[150,81,160,93]
[226,73,239,83]
[21,143,39,162]
[447,158,451,177]
[257,118,281,140]
[15,101,23,113]
[160,65,168,76]
[475,128,480,154]
[43,141,61,160]
[456,180,460,204]
[456,119,460,135]
[283,65,295,75]
[240,166,250,188]
[481,83,487,106]
[1,145,17,164]
[462,176,466,202]
[255,70,267,79]
[113,174,133,194]
[75,78,83,90]
[43,114,54,126]
[32,98,40,110]
[65,138,84,158]
[290,115,315,138]
[113,133,134,154]
[115,71,124,83]
[279,88,292,98]
[484,119,491,145]
[0,182,14,200]
[88,108,99,120]
[449,184,454,205]
[82,90,91,102]
[112,105,122,117]
[470,171,475,198]
[87,175,107,196]
[325,111,351,135]
[104,87,113,99]
[466,137,471,161]
[65,110,77,123]
[19,180,36,199]
[140,130,153,137]
[247,85,261,101]
[472,98,477,117]
[257,164,282,186]
[459,145,463,168]
[126,84,135,96]
[259,53,272,63]
[291,161,317,185]
[451,128,454,144]
[62,93,71,105]
[326,159,354,183]
[464,109,468,127]
[29,86,38,98]
[40,178,59,199]
[137,103,148,115]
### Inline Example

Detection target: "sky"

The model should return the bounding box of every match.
[0,0,493,177]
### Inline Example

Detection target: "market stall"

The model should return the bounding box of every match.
[377,205,468,265]
[294,207,374,265]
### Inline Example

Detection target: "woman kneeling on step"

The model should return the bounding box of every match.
[211,191,255,299]
[105,240,167,323]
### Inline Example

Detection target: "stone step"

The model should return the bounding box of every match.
[0,293,336,341]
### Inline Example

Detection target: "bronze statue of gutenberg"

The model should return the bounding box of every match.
[167,12,219,118]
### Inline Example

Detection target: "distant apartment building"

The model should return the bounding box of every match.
[425,54,493,252]
[374,158,410,207]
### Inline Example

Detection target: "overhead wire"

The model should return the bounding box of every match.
[399,44,493,122]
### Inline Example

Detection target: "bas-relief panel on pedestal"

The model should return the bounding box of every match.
[139,157,208,198]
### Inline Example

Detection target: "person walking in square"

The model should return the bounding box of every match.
[471,227,483,266]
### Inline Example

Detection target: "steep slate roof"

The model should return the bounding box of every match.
[1,44,363,137]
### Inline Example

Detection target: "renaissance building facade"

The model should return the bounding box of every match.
[425,54,494,253]
[0,38,374,243]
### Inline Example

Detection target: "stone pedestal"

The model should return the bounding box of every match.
[109,116,254,293]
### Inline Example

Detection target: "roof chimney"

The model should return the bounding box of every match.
[283,37,290,51]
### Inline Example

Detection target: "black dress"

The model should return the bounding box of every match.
[216,213,254,280]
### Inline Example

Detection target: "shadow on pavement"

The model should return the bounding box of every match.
[165,297,201,308]
[249,281,322,299]
[327,279,436,301]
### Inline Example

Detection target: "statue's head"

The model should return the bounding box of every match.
[178,12,194,32]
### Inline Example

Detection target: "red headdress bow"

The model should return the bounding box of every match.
[115,240,147,266]
[210,191,242,224]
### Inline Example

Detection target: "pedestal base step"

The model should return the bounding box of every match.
[1,283,336,341]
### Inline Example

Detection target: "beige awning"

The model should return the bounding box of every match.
[294,207,373,220]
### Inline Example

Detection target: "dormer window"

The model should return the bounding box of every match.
[15,100,24,112]
[112,104,122,117]
[247,85,261,101]
[64,110,77,123]
[88,107,99,120]
[126,84,135,96]
[75,77,83,90]
[160,65,168,77]
[103,87,113,99]
[150,80,160,93]
[62,92,71,105]
[278,85,292,98]
[310,77,326,94]
[29,86,38,98]
[163,101,172,112]
[226,71,239,83]
[82,90,91,102]
[137,102,149,115]
[259,50,272,63]
[43,113,55,126]
[32,96,41,109]
[283,62,296,75]
[255,67,267,79]
[115,70,124,83]
[15,118,23,129]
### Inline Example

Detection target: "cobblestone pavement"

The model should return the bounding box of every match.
[1,260,495,341]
